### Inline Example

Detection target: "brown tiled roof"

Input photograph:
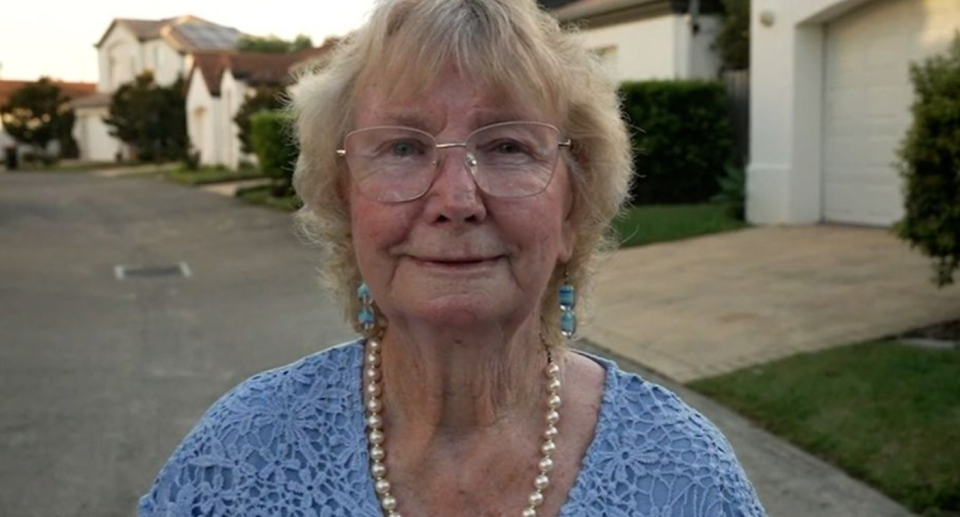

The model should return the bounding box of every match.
[95,15,241,52]
[0,80,96,107]
[190,44,337,97]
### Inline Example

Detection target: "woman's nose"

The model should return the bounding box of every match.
[424,150,487,223]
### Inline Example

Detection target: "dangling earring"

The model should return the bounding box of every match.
[357,281,376,334]
[559,270,577,340]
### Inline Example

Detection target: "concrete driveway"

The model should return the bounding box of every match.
[585,224,960,382]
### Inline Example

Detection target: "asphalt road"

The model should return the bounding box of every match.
[0,172,353,516]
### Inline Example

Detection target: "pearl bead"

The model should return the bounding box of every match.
[539,457,554,472]
[528,491,544,507]
[371,462,386,478]
[369,340,381,351]
[546,362,560,377]
[548,377,561,392]
[522,508,537,517]
[388,513,402,517]
[534,474,550,490]
[381,494,397,511]
[367,397,383,413]
[544,425,558,440]
[366,382,382,397]
[370,445,385,461]
[365,366,381,382]
[540,440,556,456]
[367,413,383,429]
[547,394,562,409]
[546,410,560,425]
[369,429,384,445]
[366,352,381,366]
[375,478,391,494]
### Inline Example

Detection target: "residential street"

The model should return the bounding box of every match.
[0,172,353,516]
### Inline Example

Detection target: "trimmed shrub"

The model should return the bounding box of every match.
[619,80,736,205]
[897,34,960,287]
[250,111,298,196]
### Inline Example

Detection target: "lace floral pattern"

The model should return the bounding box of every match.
[140,340,766,516]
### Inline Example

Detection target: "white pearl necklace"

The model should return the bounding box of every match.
[363,339,563,517]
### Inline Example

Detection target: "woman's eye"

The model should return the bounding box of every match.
[390,141,420,157]
[493,140,527,154]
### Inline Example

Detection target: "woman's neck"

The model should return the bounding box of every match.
[375,319,551,438]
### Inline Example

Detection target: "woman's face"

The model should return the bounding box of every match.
[348,67,576,333]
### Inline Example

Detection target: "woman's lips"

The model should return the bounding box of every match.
[411,256,504,268]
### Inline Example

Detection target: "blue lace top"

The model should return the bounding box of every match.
[139,340,767,516]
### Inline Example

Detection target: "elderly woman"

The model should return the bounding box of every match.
[140,0,766,515]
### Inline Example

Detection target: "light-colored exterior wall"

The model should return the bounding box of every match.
[73,106,121,161]
[142,40,186,86]
[747,0,960,226]
[574,14,722,83]
[220,71,255,170]
[186,68,223,166]
[98,26,141,93]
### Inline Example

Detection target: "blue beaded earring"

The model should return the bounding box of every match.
[559,271,577,340]
[357,282,376,333]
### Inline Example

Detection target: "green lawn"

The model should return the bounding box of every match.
[235,185,302,212]
[611,204,747,248]
[165,166,267,186]
[690,340,960,516]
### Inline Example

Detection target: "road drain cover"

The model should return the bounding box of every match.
[115,263,192,280]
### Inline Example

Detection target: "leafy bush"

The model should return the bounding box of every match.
[619,80,737,205]
[712,164,746,220]
[897,34,960,287]
[234,87,285,155]
[250,111,298,196]
[714,0,750,71]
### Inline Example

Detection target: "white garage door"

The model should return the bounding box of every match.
[822,0,960,226]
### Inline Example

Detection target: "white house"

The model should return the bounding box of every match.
[70,15,242,161]
[552,0,725,82]
[186,45,335,169]
[748,0,960,227]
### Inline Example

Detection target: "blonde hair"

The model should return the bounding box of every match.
[291,0,633,348]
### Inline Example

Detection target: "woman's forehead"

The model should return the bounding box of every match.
[351,69,558,131]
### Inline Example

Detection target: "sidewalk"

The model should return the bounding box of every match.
[585,225,960,382]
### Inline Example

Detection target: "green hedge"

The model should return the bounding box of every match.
[619,80,736,205]
[897,34,960,287]
[250,111,298,195]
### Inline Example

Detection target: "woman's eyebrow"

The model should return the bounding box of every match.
[376,112,432,130]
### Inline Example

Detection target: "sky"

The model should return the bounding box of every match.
[0,0,378,83]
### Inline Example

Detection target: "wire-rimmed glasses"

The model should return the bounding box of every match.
[336,121,571,203]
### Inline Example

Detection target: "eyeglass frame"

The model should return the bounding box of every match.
[335,121,572,202]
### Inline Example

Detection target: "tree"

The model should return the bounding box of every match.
[713,0,750,71]
[897,33,960,287]
[0,77,77,160]
[104,72,187,162]
[236,34,313,54]
[234,87,285,155]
